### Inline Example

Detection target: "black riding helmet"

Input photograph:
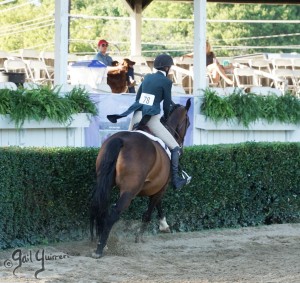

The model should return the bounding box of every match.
[154,54,174,69]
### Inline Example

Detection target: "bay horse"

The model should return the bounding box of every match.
[107,58,135,93]
[90,98,191,258]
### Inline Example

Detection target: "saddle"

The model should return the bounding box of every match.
[132,115,151,132]
[134,130,171,159]
[132,117,171,159]
[132,123,151,133]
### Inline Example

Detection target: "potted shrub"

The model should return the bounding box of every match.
[0,85,98,128]
[197,88,300,130]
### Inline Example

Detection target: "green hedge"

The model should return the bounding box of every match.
[0,147,97,249]
[1,143,300,249]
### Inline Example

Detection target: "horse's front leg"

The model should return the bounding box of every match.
[156,201,171,233]
[135,198,154,243]
[135,194,163,243]
[135,221,149,243]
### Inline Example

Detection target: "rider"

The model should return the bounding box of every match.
[107,54,188,190]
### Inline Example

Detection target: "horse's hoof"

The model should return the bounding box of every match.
[91,251,102,259]
[160,227,171,233]
[135,235,146,243]
[135,235,144,243]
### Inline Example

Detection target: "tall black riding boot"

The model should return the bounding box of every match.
[171,146,187,190]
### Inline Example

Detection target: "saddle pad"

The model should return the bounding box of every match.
[135,130,171,159]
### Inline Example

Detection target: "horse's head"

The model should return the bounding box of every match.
[123,58,135,73]
[110,60,129,74]
[166,98,191,147]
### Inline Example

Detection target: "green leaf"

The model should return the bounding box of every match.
[0,85,98,128]
[202,89,300,127]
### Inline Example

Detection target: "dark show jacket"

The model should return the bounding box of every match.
[107,71,172,123]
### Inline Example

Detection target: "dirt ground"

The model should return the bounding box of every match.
[0,222,299,283]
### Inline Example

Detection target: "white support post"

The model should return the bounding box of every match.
[130,0,142,56]
[193,0,207,95]
[54,0,69,88]
[193,0,207,145]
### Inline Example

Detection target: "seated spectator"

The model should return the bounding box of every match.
[94,39,125,74]
[183,40,234,85]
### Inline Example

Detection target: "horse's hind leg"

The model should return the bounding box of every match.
[93,191,134,258]
[94,206,120,258]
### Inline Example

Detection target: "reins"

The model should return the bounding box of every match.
[165,106,189,147]
[164,123,182,145]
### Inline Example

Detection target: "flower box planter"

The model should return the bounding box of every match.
[194,114,300,144]
[195,114,298,131]
[0,113,91,129]
[0,113,91,147]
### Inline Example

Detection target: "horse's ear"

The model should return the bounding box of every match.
[185,98,191,111]
[111,60,119,66]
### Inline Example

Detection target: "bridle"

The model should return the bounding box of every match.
[165,106,190,147]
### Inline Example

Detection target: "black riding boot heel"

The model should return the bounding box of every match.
[171,146,187,190]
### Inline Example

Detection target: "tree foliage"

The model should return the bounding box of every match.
[207,3,300,56]
[0,0,55,51]
[0,0,299,57]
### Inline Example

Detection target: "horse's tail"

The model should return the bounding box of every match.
[90,137,123,240]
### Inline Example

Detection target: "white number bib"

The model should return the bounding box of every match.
[139,92,155,106]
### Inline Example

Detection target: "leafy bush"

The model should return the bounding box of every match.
[64,86,98,116]
[200,88,235,122]
[0,143,299,249]
[0,147,98,249]
[0,85,98,128]
[201,89,300,127]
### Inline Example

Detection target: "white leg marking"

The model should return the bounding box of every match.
[159,217,170,233]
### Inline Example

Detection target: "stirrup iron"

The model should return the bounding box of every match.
[181,170,192,185]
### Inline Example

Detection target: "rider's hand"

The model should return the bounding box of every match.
[118,65,126,72]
